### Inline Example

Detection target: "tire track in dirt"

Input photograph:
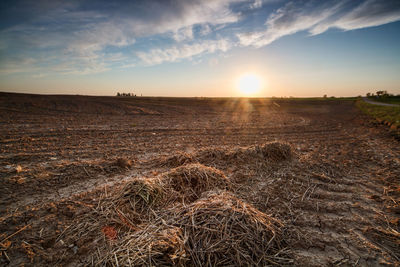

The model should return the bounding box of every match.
[286,140,399,265]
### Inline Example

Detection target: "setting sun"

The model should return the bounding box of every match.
[237,73,262,96]
[1,1,400,265]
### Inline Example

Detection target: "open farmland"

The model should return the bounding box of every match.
[0,93,399,266]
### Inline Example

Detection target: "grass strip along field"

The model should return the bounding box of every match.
[356,99,400,139]
[368,96,400,105]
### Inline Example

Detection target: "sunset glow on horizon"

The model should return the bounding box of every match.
[0,0,399,97]
[237,73,263,97]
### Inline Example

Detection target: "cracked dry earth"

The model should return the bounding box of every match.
[0,93,399,266]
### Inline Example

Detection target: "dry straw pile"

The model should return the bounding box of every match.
[100,191,291,266]
[110,177,167,225]
[162,141,294,167]
[258,142,293,161]
[69,177,168,238]
[161,151,193,168]
[68,142,294,265]
[172,191,291,266]
[163,163,230,202]
[101,224,187,266]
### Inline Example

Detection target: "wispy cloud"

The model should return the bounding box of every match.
[172,26,194,42]
[310,0,400,34]
[0,0,246,74]
[238,0,400,47]
[250,0,263,9]
[0,57,37,74]
[0,0,399,75]
[137,39,232,65]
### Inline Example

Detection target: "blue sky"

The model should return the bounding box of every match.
[0,0,399,97]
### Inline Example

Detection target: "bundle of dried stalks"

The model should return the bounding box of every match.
[107,177,170,227]
[172,191,291,266]
[163,163,230,202]
[67,177,169,241]
[59,178,180,266]
[98,225,187,266]
[114,178,165,211]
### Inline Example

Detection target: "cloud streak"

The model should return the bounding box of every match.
[137,39,231,65]
[0,0,245,74]
[238,0,400,47]
[0,0,399,75]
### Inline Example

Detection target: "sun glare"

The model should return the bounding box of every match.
[237,73,262,96]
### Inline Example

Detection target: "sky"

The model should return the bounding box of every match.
[0,0,400,97]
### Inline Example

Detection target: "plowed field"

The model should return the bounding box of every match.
[0,93,399,266]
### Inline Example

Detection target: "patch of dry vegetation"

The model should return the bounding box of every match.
[163,163,230,202]
[197,142,293,164]
[64,142,294,265]
[110,177,168,226]
[97,191,290,266]
[99,224,187,266]
[172,191,291,266]
[64,177,169,250]
[161,152,193,168]
[161,141,294,167]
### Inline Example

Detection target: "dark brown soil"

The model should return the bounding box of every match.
[0,92,399,266]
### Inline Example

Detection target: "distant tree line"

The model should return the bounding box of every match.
[366,90,399,98]
[117,92,137,97]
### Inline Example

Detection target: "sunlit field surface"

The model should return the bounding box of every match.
[0,93,399,266]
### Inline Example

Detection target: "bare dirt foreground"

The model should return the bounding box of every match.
[0,93,399,266]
